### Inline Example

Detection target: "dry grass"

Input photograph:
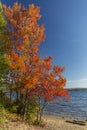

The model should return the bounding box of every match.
[0,115,87,130]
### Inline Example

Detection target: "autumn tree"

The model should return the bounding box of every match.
[2,2,46,116]
[0,2,68,122]
[27,57,68,121]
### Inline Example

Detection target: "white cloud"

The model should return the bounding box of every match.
[79,78,87,81]
[66,78,87,88]
[67,78,87,83]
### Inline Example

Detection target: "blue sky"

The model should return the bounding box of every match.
[1,0,87,88]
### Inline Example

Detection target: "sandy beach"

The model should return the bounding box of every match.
[0,115,87,130]
[42,115,87,130]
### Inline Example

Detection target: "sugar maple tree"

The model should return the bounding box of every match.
[0,2,68,121]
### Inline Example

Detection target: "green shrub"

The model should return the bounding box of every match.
[26,97,39,124]
[0,103,6,124]
[8,105,18,113]
[34,119,45,127]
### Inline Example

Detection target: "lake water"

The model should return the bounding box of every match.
[44,89,87,120]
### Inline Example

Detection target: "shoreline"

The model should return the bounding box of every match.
[42,115,87,130]
[1,114,87,130]
[43,112,87,121]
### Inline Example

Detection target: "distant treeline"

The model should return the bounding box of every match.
[67,88,87,91]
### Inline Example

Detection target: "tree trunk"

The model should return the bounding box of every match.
[37,97,47,121]
[23,91,28,118]
[16,90,19,104]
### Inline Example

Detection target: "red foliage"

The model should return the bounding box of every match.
[3,2,68,103]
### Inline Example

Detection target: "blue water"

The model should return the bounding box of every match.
[44,90,87,120]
